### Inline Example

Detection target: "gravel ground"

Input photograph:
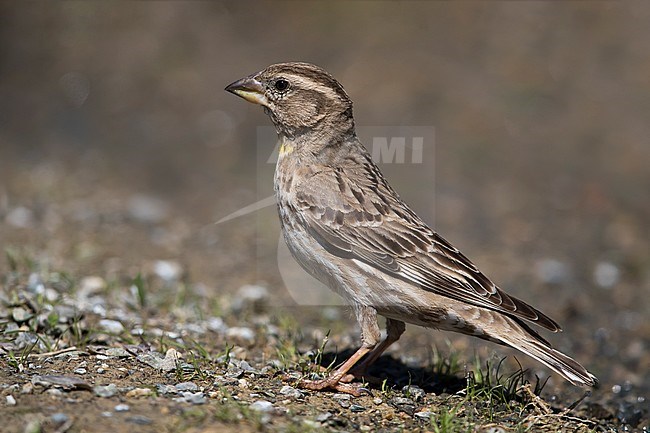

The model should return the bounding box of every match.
[0,230,647,432]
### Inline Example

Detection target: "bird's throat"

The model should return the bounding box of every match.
[279,139,295,157]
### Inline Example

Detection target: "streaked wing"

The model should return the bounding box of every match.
[293,151,561,332]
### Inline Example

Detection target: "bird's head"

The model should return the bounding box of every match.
[225,62,354,139]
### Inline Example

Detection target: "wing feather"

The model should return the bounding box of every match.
[294,154,560,332]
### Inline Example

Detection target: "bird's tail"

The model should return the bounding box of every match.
[501,321,598,387]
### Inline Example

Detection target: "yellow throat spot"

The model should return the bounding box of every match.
[279,142,294,156]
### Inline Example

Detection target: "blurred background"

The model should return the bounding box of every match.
[1,1,648,401]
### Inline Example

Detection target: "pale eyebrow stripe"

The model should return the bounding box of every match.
[281,73,343,102]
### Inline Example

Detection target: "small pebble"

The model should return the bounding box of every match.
[279,385,303,399]
[402,384,426,401]
[128,195,169,223]
[173,392,207,405]
[6,206,33,228]
[104,348,130,358]
[239,360,256,372]
[94,384,118,398]
[414,411,433,420]
[237,284,269,300]
[153,260,183,282]
[27,273,44,293]
[226,327,256,345]
[32,375,91,391]
[98,319,124,334]
[207,317,228,333]
[233,285,270,313]
[50,413,69,424]
[74,368,87,375]
[125,388,153,398]
[12,307,33,323]
[390,396,416,415]
[44,288,59,302]
[226,367,244,380]
[249,400,274,412]
[14,332,38,350]
[78,276,107,296]
[114,404,130,412]
[53,305,79,323]
[373,397,383,405]
[174,382,198,392]
[350,404,366,412]
[594,261,620,288]
[159,348,181,372]
[315,412,332,422]
[156,384,177,395]
[181,322,206,335]
[6,395,16,406]
[137,352,167,371]
[535,259,569,284]
[126,415,153,425]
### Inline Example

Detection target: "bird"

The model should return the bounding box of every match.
[225,62,597,395]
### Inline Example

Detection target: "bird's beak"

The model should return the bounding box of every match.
[225,75,269,107]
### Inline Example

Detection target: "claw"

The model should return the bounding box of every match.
[284,345,373,396]
[356,386,372,396]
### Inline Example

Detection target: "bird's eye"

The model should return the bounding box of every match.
[274,79,290,92]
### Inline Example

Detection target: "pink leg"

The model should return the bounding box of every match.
[296,305,381,396]
[299,345,372,395]
[340,318,405,383]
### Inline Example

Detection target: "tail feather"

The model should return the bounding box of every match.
[503,320,598,387]
[515,339,597,386]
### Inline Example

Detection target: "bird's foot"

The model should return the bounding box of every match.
[298,377,371,396]
[339,370,383,384]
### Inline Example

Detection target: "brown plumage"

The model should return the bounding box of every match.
[226,62,597,395]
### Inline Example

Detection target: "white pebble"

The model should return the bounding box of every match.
[6,207,34,228]
[535,259,569,284]
[98,319,125,334]
[207,317,228,333]
[414,411,433,420]
[249,400,274,412]
[128,195,169,223]
[226,327,255,344]
[594,261,620,288]
[79,276,107,296]
[114,404,130,412]
[153,260,182,282]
